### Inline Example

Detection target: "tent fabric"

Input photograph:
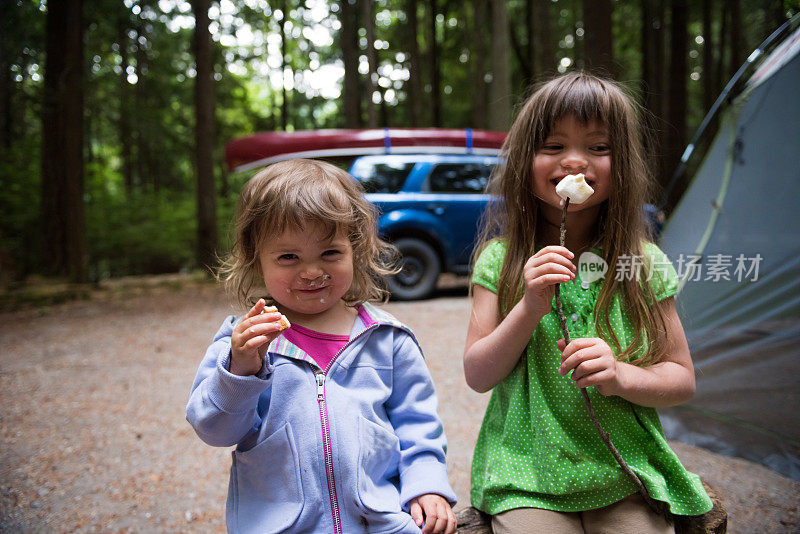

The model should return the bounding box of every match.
[658,22,800,480]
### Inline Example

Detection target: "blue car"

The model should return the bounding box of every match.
[349,153,666,300]
[349,154,498,300]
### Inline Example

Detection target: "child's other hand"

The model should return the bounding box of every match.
[229,299,285,376]
[408,493,456,534]
[521,246,576,319]
[557,337,621,396]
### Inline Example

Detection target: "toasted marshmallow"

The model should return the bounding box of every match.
[555,173,594,205]
[262,305,291,331]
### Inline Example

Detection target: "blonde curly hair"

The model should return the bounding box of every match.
[218,159,398,310]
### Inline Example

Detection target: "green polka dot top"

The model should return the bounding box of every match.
[469,240,713,516]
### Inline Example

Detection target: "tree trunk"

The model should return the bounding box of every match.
[728,0,741,80]
[641,0,667,183]
[715,1,728,93]
[702,0,714,114]
[509,13,531,81]
[41,0,86,282]
[405,0,423,127]
[118,18,134,195]
[534,0,555,77]
[641,0,654,106]
[470,0,489,129]
[583,0,614,76]
[527,0,536,81]
[0,1,12,150]
[488,0,511,131]
[133,24,157,191]
[363,0,378,127]
[428,0,442,126]
[280,0,289,130]
[340,0,361,127]
[664,0,688,206]
[192,0,218,271]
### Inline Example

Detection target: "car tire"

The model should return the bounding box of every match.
[387,238,441,300]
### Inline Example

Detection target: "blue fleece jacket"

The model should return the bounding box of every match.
[186,302,456,534]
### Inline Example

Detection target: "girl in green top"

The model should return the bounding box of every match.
[463,72,713,533]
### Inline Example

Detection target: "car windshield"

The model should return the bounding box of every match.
[351,161,414,193]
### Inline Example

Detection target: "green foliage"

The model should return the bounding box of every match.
[1,0,797,283]
[0,135,42,281]
[84,165,195,279]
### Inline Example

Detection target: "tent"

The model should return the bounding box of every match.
[658,15,800,480]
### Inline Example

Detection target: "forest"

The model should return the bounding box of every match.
[0,0,797,285]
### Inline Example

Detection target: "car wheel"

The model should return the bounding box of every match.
[387,238,441,300]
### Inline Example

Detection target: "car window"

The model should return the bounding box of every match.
[427,163,494,193]
[352,162,415,193]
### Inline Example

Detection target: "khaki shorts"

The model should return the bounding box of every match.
[491,494,674,534]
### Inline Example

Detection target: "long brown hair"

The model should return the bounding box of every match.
[476,71,668,366]
[218,158,397,310]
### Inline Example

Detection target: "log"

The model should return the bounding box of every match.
[455,482,727,533]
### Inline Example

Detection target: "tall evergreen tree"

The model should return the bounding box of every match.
[583,0,614,76]
[40,0,86,281]
[488,0,511,130]
[340,0,361,127]
[192,0,218,271]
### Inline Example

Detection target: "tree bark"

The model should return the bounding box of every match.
[40,0,86,282]
[534,0,555,77]
[279,0,289,130]
[728,0,741,80]
[527,0,536,80]
[192,0,218,271]
[715,1,728,94]
[340,0,361,127]
[583,0,614,77]
[363,0,378,127]
[405,0,423,127]
[702,0,714,114]
[118,17,134,194]
[488,0,511,131]
[470,0,489,129]
[134,25,148,190]
[0,1,12,150]
[509,14,531,81]
[663,0,688,205]
[641,0,667,183]
[428,0,442,126]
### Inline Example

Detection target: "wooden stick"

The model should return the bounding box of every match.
[554,198,666,517]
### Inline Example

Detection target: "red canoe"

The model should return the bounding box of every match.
[225,128,507,172]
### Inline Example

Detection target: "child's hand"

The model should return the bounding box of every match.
[521,246,576,318]
[408,493,456,534]
[229,299,286,376]
[557,337,621,396]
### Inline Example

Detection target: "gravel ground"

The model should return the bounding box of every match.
[1,279,797,533]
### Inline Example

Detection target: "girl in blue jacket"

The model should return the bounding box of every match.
[186,159,457,534]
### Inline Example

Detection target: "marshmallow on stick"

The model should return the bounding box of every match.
[551,170,662,516]
[261,305,291,331]
[555,173,594,205]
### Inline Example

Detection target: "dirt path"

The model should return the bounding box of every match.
[0,283,797,532]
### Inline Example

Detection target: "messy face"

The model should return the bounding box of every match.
[532,115,611,219]
[258,223,354,319]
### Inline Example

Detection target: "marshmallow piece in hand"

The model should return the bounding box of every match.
[555,173,595,205]
[261,305,291,331]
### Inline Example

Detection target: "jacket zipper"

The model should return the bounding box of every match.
[316,370,342,534]
[314,323,378,534]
